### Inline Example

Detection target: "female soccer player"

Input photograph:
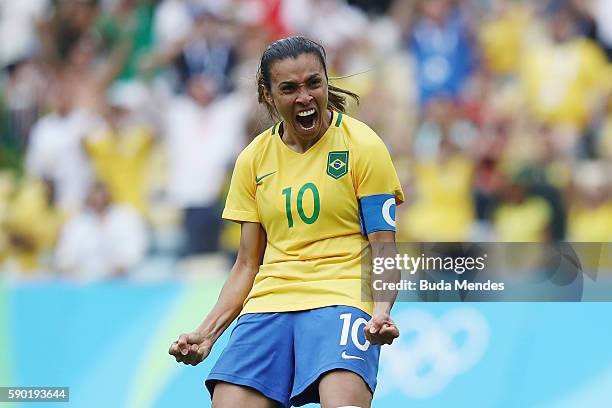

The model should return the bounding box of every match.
[169,36,404,408]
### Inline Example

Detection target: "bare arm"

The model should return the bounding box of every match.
[368,230,399,315]
[364,230,400,345]
[169,221,266,365]
[196,222,265,341]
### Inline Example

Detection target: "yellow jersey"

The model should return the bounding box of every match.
[568,203,612,242]
[494,197,552,242]
[84,126,153,213]
[399,155,475,242]
[223,112,404,315]
[521,38,609,129]
[479,4,531,75]
[5,178,66,273]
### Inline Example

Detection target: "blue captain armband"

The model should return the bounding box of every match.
[358,194,397,235]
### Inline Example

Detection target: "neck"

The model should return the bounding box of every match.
[282,110,332,153]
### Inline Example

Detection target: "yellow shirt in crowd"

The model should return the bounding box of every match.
[479,4,531,75]
[568,203,612,242]
[494,197,552,242]
[83,126,153,212]
[4,179,65,272]
[521,38,609,129]
[399,155,475,242]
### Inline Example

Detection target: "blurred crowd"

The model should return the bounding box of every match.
[0,0,611,281]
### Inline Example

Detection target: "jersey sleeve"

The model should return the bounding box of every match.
[222,150,259,223]
[352,134,404,205]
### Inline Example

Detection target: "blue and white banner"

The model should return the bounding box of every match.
[1,281,611,407]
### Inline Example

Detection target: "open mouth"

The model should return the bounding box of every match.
[295,108,317,131]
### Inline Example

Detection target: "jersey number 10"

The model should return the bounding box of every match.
[282,183,320,228]
[339,313,370,351]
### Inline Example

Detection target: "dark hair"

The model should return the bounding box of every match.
[256,36,359,120]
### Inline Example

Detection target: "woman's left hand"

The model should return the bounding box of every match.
[364,312,399,345]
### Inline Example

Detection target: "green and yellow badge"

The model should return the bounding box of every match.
[327,151,349,179]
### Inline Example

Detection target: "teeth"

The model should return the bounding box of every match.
[297,109,315,117]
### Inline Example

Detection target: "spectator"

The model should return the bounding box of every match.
[478,1,532,76]
[407,0,476,107]
[0,0,48,66]
[493,169,553,242]
[43,34,129,118]
[83,86,155,214]
[567,161,612,241]
[25,81,102,214]
[95,0,156,82]
[55,182,148,281]
[3,178,64,277]
[163,73,248,256]
[146,5,238,93]
[37,0,100,66]
[399,136,475,241]
[175,9,237,93]
[520,4,609,132]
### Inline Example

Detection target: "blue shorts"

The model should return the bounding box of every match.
[205,305,380,407]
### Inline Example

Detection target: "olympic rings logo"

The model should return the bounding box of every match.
[377,308,490,399]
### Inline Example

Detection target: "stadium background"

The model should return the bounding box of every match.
[1,0,611,407]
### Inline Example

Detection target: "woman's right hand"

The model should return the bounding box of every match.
[168,331,214,366]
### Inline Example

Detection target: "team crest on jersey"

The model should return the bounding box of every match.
[327,151,349,179]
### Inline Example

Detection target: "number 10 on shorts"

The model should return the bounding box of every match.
[339,313,370,351]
